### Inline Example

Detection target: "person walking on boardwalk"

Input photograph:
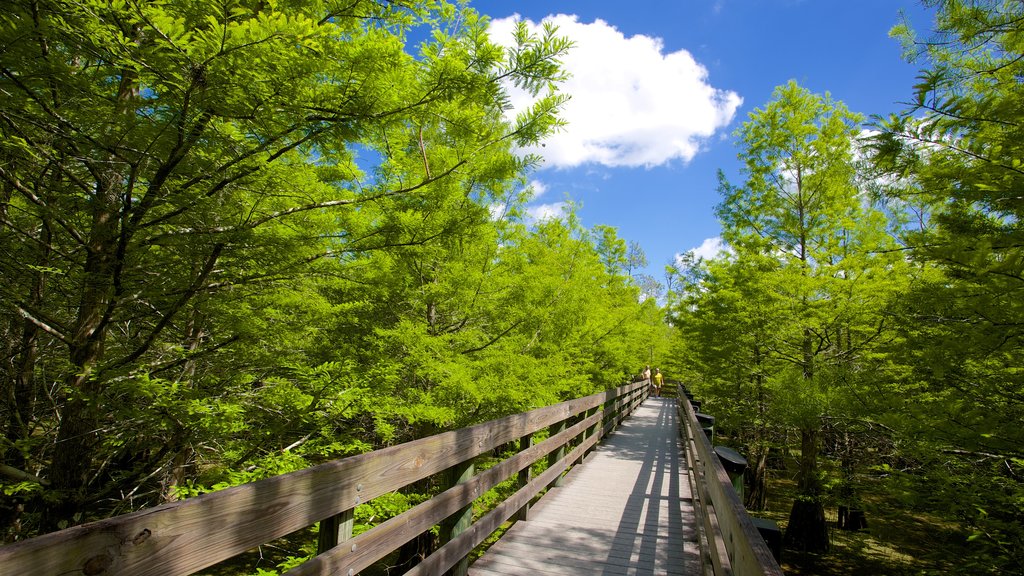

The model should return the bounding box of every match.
[642,365,651,383]
[653,368,664,397]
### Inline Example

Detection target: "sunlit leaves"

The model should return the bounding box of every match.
[0,0,581,533]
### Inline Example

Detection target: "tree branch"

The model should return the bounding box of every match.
[104,243,225,372]
[0,464,50,486]
[14,303,70,345]
[460,319,524,355]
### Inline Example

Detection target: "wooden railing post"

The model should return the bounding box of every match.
[439,459,475,576]
[515,434,533,521]
[604,394,616,434]
[576,407,598,464]
[316,508,355,555]
[679,391,785,576]
[546,419,567,489]
[618,387,630,425]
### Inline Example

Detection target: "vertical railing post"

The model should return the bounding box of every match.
[439,459,475,576]
[316,508,355,555]
[516,433,533,521]
[588,405,600,441]
[604,394,617,434]
[617,388,629,425]
[546,418,567,489]
[576,407,598,464]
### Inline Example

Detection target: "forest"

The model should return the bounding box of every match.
[666,1,1024,573]
[0,0,1021,575]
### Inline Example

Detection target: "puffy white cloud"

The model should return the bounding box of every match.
[526,202,568,223]
[528,179,548,199]
[681,236,729,261]
[489,14,742,169]
[489,180,562,223]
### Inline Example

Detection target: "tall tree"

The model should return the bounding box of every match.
[716,81,903,550]
[871,2,1024,570]
[670,250,784,510]
[0,0,571,532]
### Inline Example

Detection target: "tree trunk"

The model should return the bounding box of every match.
[1,169,54,538]
[784,498,829,551]
[783,427,829,551]
[4,199,50,472]
[45,56,141,529]
[746,344,769,510]
[746,444,769,511]
[839,508,868,531]
[6,278,45,472]
[161,447,194,504]
[160,307,205,503]
[45,173,123,530]
[47,336,109,528]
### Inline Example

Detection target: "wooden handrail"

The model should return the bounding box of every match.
[678,393,784,576]
[0,380,649,576]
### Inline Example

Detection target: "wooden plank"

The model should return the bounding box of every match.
[679,394,784,576]
[439,459,475,576]
[316,508,354,555]
[546,419,568,489]
[680,402,716,576]
[0,383,641,576]
[403,437,597,576]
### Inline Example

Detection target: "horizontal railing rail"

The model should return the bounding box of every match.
[0,380,649,576]
[678,390,783,576]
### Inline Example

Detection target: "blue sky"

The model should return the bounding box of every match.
[472,0,935,285]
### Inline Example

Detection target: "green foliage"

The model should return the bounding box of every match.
[0,0,667,539]
[353,492,431,537]
[689,80,906,433]
[866,2,1024,571]
[675,81,910,549]
[674,3,1024,570]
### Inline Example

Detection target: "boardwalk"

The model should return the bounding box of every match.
[470,397,700,576]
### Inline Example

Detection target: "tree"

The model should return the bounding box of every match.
[716,81,905,550]
[870,2,1024,570]
[670,250,784,510]
[0,0,571,532]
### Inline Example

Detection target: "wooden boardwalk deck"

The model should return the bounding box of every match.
[470,397,700,576]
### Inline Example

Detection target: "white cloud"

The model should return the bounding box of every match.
[681,236,729,262]
[526,202,568,223]
[488,202,509,221]
[528,179,548,199]
[489,14,742,169]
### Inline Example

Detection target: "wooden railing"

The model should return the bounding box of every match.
[678,389,784,576]
[0,380,649,576]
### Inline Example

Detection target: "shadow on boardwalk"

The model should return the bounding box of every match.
[470,397,700,576]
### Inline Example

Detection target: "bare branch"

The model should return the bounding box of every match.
[15,303,70,345]
[0,464,50,486]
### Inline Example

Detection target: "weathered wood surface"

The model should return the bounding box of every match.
[679,394,784,576]
[288,410,607,576]
[469,397,699,576]
[0,382,646,576]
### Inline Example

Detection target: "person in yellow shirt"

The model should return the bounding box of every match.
[653,368,664,397]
